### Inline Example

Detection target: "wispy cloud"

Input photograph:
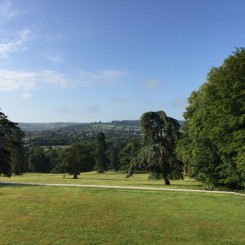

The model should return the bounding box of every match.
[0,69,127,92]
[78,70,128,85]
[100,70,127,79]
[0,69,76,91]
[0,1,33,58]
[0,0,23,24]
[0,69,37,91]
[54,106,74,114]
[110,97,131,104]
[85,105,101,112]
[38,70,75,88]
[0,29,33,58]
[42,52,64,64]
[19,92,31,100]
[141,78,161,90]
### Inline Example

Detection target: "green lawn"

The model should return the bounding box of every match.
[0,171,205,190]
[0,184,244,245]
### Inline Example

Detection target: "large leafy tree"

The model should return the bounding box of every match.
[0,110,25,177]
[177,48,245,189]
[57,144,95,179]
[127,111,183,185]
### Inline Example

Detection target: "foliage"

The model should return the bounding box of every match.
[24,135,141,174]
[95,132,108,173]
[55,144,95,178]
[127,111,183,185]
[107,143,120,170]
[177,48,245,189]
[119,138,141,170]
[0,110,26,177]
[10,130,27,174]
[28,147,51,173]
[0,148,11,177]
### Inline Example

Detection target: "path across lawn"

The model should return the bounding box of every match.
[1,181,244,196]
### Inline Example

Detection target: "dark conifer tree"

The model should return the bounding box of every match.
[127,111,183,185]
[0,110,25,177]
[95,132,107,173]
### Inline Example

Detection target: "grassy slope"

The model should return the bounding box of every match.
[0,185,244,245]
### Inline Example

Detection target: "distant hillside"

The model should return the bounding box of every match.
[111,120,140,127]
[18,120,184,131]
[18,122,82,131]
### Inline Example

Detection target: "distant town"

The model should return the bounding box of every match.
[19,120,142,147]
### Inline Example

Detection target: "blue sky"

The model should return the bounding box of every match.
[0,0,244,122]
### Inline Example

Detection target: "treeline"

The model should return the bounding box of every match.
[25,135,141,177]
[0,110,142,177]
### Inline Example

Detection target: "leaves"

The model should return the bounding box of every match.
[177,48,245,189]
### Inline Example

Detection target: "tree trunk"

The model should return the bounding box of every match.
[97,168,104,173]
[73,173,78,179]
[164,178,171,185]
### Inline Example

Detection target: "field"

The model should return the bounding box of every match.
[0,173,244,245]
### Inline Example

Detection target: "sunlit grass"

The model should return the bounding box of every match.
[0,171,205,190]
[0,185,244,245]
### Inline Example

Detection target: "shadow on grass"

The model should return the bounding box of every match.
[0,182,42,188]
[172,183,203,186]
[141,182,203,188]
[61,177,147,182]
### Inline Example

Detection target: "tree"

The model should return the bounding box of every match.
[0,148,11,177]
[28,147,51,172]
[56,144,94,179]
[95,132,107,173]
[177,48,245,189]
[0,110,25,177]
[127,111,183,185]
[45,147,60,172]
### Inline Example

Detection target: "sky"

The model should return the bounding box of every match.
[0,0,244,123]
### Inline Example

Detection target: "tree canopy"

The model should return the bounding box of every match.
[177,48,245,189]
[0,110,25,177]
[55,144,95,179]
[127,111,183,185]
